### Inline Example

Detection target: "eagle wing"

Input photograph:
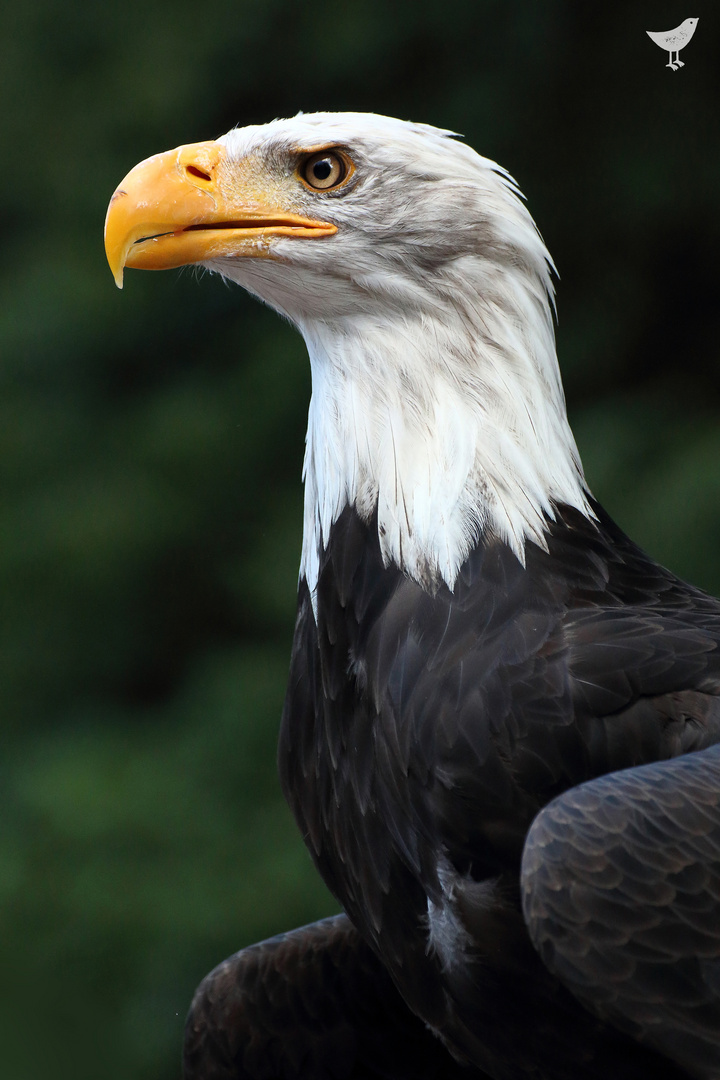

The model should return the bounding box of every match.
[183,913,475,1079]
[521,744,720,1077]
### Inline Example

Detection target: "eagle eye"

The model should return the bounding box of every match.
[301,150,349,191]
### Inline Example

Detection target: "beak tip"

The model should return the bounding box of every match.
[107,252,125,288]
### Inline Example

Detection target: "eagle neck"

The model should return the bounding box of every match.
[297,271,591,604]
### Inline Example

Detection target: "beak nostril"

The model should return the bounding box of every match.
[186,165,212,182]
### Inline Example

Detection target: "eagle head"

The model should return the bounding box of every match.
[105,113,590,596]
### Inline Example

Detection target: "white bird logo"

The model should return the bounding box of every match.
[646,17,699,70]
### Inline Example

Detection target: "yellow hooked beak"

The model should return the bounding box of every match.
[104,140,337,288]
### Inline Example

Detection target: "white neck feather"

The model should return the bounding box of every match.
[297,262,590,600]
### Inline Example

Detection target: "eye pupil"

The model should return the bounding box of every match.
[313,159,332,180]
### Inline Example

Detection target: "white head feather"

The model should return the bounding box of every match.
[208,113,591,599]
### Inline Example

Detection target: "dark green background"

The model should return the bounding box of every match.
[1,3,718,1077]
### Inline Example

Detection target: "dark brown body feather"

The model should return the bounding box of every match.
[185,500,720,1079]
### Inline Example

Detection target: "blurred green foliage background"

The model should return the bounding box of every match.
[0,2,718,1077]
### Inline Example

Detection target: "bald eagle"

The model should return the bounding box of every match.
[105,114,720,1080]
